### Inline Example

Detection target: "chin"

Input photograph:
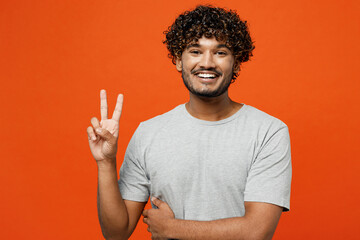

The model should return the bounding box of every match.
[191,89,226,98]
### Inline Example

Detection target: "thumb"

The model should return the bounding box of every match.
[151,197,163,208]
[95,128,116,143]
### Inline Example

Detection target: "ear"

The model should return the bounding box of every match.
[175,58,182,72]
[233,62,240,74]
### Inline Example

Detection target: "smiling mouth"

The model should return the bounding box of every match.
[196,73,217,79]
[193,69,222,80]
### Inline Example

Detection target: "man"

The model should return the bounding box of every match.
[87,5,292,240]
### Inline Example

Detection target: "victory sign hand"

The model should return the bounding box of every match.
[87,90,123,164]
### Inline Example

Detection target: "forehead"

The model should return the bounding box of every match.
[186,36,229,49]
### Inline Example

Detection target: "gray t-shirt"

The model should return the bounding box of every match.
[119,104,292,221]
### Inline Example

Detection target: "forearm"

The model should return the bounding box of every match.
[97,161,129,240]
[166,217,247,240]
[166,217,274,240]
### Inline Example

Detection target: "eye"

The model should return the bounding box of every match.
[216,51,227,56]
[190,50,201,55]
[189,48,201,55]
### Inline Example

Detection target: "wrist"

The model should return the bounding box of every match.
[165,218,178,239]
[97,159,117,171]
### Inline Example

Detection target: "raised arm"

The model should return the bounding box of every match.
[87,90,146,240]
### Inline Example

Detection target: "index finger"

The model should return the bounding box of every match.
[112,94,123,122]
[100,89,108,120]
[142,209,148,217]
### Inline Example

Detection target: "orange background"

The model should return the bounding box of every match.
[1,0,359,239]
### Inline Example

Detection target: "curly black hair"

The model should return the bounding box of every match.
[163,5,255,80]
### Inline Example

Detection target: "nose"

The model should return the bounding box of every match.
[199,51,216,69]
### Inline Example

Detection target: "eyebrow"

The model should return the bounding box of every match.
[217,44,230,50]
[186,43,200,49]
[186,43,231,50]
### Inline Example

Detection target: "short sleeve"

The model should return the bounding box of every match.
[244,124,292,211]
[118,125,150,202]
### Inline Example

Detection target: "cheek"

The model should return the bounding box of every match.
[216,58,233,70]
[182,57,199,69]
[224,64,235,76]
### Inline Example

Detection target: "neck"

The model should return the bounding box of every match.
[185,91,243,121]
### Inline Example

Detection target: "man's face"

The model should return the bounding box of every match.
[176,36,237,98]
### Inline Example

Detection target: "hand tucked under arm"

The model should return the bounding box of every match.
[142,197,175,239]
[143,198,282,240]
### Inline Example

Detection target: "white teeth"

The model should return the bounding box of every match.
[197,73,216,78]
